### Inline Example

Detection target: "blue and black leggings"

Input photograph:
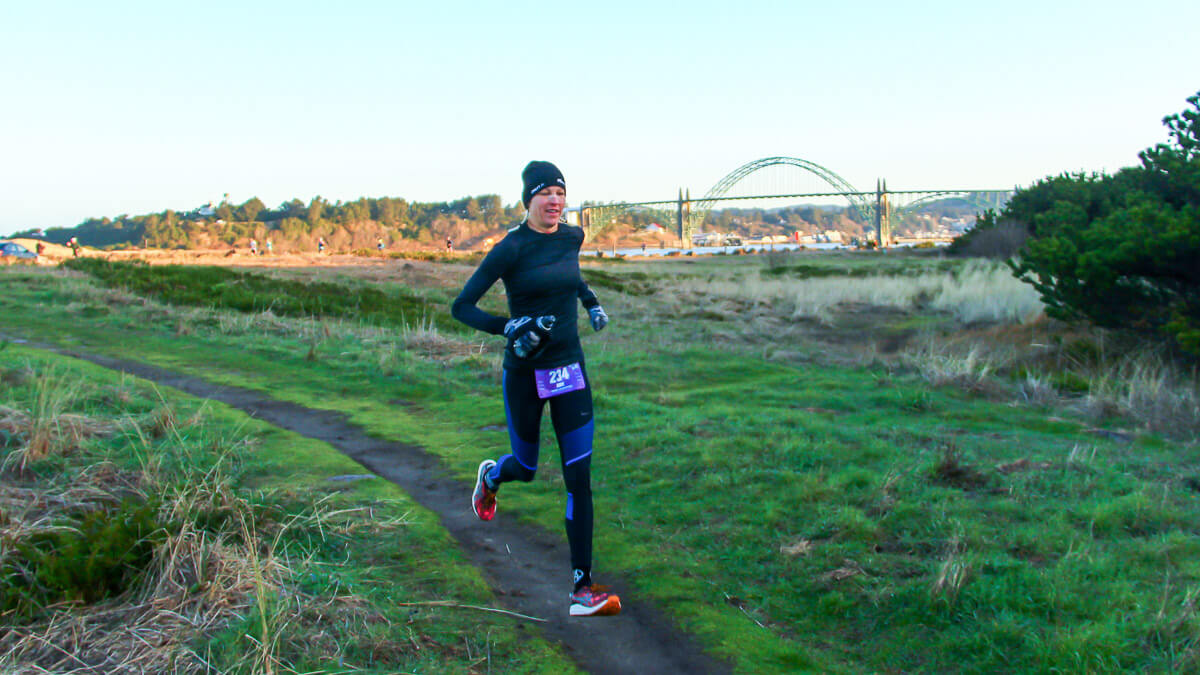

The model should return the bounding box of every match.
[488,365,594,571]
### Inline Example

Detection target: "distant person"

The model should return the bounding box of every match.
[249,238,258,256]
[317,236,327,254]
[453,161,618,618]
[265,239,273,255]
[446,237,454,253]
[36,242,45,257]
[377,237,385,252]
[641,243,646,254]
[68,236,80,257]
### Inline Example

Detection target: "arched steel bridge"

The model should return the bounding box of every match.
[574,156,1012,247]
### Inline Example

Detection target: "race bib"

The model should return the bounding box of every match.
[534,362,587,399]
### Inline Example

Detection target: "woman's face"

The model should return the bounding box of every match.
[527,186,566,232]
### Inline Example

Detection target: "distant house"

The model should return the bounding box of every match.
[644,223,664,232]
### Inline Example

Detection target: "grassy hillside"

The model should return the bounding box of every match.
[2,249,1198,672]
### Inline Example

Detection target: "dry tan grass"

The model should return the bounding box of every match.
[0,519,288,674]
[901,341,1008,393]
[0,466,384,673]
[400,322,490,363]
[0,388,114,474]
[1,392,413,675]
[673,260,1043,326]
[927,263,1044,323]
[931,539,972,605]
[1017,373,1059,407]
[0,482,123,559]
[0,365,272,671]
[1081,350,1200,438]
[894,318,1200,438]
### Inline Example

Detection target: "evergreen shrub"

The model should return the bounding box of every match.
[2,497,164,619]
[955,91,1200,356]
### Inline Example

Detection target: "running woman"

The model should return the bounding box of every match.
[452,161,618,617]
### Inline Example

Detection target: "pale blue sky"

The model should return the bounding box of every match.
[2,0,1197,233]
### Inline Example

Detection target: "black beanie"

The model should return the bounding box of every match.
[521,161,565,207]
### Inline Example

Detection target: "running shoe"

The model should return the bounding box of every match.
[569,584,621,617]
[472,459,498,521]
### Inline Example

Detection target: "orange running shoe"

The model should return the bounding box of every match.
[569,585,622,617]
[471,459,498,521]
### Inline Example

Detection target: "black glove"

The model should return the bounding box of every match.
[505,315,555,359]
[588,306,609,332]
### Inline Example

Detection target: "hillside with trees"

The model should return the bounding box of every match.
[12,195,525,252]
[17,190,983,253]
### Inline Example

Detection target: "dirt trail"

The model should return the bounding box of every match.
[46,346,730,674]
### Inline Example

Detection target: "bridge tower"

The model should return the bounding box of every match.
[676,189,683,243]
[874,179,892,247]
[675,189,692,246]
[685,189,691,246]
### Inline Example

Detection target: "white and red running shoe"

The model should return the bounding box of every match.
[471,459,498,521]
[569,585,622,617]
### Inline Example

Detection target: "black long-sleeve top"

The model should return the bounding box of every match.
[451,222,599,371]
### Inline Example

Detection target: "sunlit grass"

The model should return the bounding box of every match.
[3,252,1199,673]
[671,259,1043,325]
[0,347,576,674]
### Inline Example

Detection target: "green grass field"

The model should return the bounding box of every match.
[0,343,575,673]
[2,250,1198,673]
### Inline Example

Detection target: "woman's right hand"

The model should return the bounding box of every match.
[504,316,532,338]
[505,315,555,359]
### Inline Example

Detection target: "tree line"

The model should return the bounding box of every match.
[13,195,526,251]
[18,188,983,252]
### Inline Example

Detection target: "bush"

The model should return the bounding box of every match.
[61,258,463,332]
[1013,196,1199,353]
[970,91,1200,356]
[2,497,165,619]
[947,218,1029,258]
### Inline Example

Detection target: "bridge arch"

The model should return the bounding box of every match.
[688,156,872,236]
[892,191,1010,221]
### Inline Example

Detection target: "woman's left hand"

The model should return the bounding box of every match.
[588,306,609,332]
